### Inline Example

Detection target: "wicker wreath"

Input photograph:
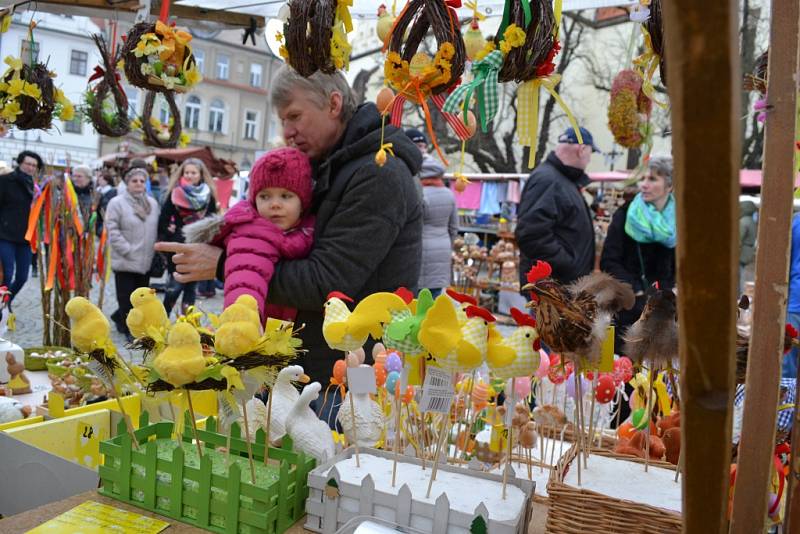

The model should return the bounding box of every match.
[743,50,768,94]
[121,21,197,93]
[645,0,666,86]
[386,0,465,96]
[140,90,181,148]
[5,63,56,130]
[608,69,653,148]
[87,35,130,137]
[284,0,337,77]
[495,0,558,83]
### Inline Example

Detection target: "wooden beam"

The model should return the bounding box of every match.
[661,2,740,533]
[731,0,800,531]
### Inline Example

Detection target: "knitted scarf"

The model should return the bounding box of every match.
[124,189,152,221]
[171,178,211,224]
[624,192,677,248]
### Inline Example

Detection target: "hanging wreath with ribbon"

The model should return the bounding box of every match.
[280,0,353,76]
[84,34,130,137]
[382,0,469,164]
[608,69,653,149]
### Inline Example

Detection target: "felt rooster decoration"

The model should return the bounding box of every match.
[322,291,408,352]
[215,294,263,357]
[153,322,207,387]
[524,261,634,366]
[65,297,113,354]
[419,294,494,372]
[126,287,169,341]
[446,288,478,324]
[488,307,542,379]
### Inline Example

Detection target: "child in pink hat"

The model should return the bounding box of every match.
[184,147,314,322]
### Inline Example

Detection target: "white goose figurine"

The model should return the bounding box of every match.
[337,388,384,448]
[285,382,335,463]
[269,365,310,443]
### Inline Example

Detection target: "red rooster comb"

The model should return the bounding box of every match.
[395,287,414,304]
[786,323,798,339]
[526,260,552,284]
[510,307,536,328]
[466,305,495,322]
[327,291,354,303]
[446,288,478,306]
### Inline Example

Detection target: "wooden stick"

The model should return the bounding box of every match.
[502,387,516,499]
[349,390,360,467]
[392,392,401,487]
[263,387,273,466]
[527,446,532,480]
[240,400,257,484]
[572,371,583,483]
[587,374,597,457]
[185,390,203,459]
[614,387,623,431]
[426,415,450,498]
[539,424,545,472]
[674,447,682,483]
[114,390,139,450]
[645,366,656,472]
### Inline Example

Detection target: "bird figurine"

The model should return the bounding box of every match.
[65,296,112,353]
[285,382,336,463]
[126,287,169,340]
[153,323,207,387]
[463,18,487,60]
[336,353,384,447]
[418,294,493,372]
[446,288,478,324]
[487,307,541,378]
[623,287,678,367]
[322,291,408,353]
[384,287,434,354]
[215,294,263,357]
[267,365,310,443]
[524,261,634,366]
[376,4,396,44]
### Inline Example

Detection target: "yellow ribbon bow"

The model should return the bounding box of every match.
[632,27,667,108]
[336,0,354,33]
[517,74,583,168]
[156,20,192,66]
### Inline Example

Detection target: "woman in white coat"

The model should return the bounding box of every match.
[104,167,160,339]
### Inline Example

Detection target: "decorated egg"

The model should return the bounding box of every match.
[374,362,387,387]
[386,352,403,373]
[613,356,634,384]
[333,359,347,383]
[386,370,401,394]
[594,374,616,404]
[376,87,395,116]
[631,407,649,430]
[617,421,636,440]
[460,110,478,138]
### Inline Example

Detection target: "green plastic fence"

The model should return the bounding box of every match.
[98,411,315,534]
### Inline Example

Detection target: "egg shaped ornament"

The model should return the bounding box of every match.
[514,376,532,399]
[376,86,395,116]
[374,362,387,387]
[386,370,401,394]
[631,407,649,430]
[594,374,616,404]
[460,110,478,138]
[333,359,347,384]
[463,19,487,61]
[386,352,403,373]
[534,349,550,378]
[614,356,634,385]
[454,178,469,193]
[376,4,396,44]
[617,421,636,440]
[547,354,571,385]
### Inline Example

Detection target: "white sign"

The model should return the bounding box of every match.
[347,367,377,395]
[419,367,454,413]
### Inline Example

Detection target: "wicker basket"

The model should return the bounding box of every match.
[121,22,195,93]
[546,444,681,533]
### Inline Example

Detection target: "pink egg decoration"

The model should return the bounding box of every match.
[386,352,403,373]
[534,349,550,377]
[346,352,361,368]
[594,374,616,404]
[514,377,532,398]
[613,356,634,385]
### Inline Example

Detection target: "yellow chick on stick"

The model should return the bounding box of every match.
[323,291,408,352]
[488,308,542,379]
[65,296,112,353]
[153,323,207,387]
[215,295,263,357]
[126,287,169,340]
[418,294,493,372]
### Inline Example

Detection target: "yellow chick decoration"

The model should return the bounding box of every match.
[126,287,169,340]
[323,291,408,352]
[418,294,493,372]
[463,19,487,60]
[488,308,542,379]
[153,322,206,387]
[215,294,263,357]
[376,4,396,44]
[65,296,112,353]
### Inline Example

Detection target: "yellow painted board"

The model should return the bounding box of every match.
[48,392,142,427]
[0,415,44,431]
[27,500,169,533]
[6,410,110,469]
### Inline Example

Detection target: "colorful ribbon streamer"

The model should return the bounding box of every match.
[632,27,667,108]
[442,50,503,133]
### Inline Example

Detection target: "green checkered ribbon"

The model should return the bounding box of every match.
[443,50,504,133]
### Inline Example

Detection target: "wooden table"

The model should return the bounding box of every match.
[1,490,549,533]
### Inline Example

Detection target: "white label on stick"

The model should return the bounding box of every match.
[419,367,454,413]
[347,367,377,395]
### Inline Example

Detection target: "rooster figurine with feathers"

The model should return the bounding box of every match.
[523,260,635,366]
[623,286,679,367]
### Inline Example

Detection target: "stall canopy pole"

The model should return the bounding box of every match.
[662,2,740,533]
[731,0,800,531]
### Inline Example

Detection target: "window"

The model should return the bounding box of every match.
[184,95,201,129]
[125,86,139,118]
[250,63,262,87]
[20,40,39,65]
[64,115,82,134]
[157,94,171,125]
[216,54,229,80]
[209,99,225,133]
[70,50,88,76]
[243,110,258,140]
[193,49,205,75]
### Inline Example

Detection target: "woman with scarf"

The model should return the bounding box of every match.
[600,155,676,352]
[158,158,217,316]
[105,168,160,339]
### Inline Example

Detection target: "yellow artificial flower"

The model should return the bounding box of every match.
[1,15,11,34]
[179,131,191,148]
[279,45,289,60]
[184,67,202,87]
[6,77,26,97]
[504,24,526,48]
[0,81,7,92]
[21,81,41,100]
[439,42,455,60]
[0,100,21,122]
[4,55,21,72]
[130,117,142,130]
[330,25,351,71]
[499,40,512,54]
[275,31,284,42]
[60,101,75,121]
[474,41,496,62]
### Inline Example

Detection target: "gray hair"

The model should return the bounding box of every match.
[270,65,357,123]
[123,167,149,183]
[73,165,92,177]
[648,156,674,187]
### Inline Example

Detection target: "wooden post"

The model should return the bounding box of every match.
[731,1,800,532]
[661,2,740,533]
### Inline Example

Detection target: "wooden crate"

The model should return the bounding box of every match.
[98,412,315,534]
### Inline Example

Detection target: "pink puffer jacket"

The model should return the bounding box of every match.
[209,201,314,321]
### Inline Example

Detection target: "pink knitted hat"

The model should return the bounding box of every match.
[248,147,313,210]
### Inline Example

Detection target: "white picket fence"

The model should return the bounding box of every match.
[304,448,534,534]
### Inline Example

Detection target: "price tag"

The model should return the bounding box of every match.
[419,367,454,413]
[218,392,241,427]
[347,367,377,395]
[75,420,102,468]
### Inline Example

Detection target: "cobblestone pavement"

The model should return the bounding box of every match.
[4,270,224,363]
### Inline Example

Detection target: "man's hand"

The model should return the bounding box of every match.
[154,242,222,283]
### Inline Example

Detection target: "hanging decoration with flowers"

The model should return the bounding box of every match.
[380,0,470,165]
[632,0,667,102]
[488,0,583,168]
[130,92,191,148]
[607,69,653,150]
[0,22,73,131]
[278,0,353,76]
[82,33,130,138]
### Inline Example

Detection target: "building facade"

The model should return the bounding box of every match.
[0,13,102,168]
